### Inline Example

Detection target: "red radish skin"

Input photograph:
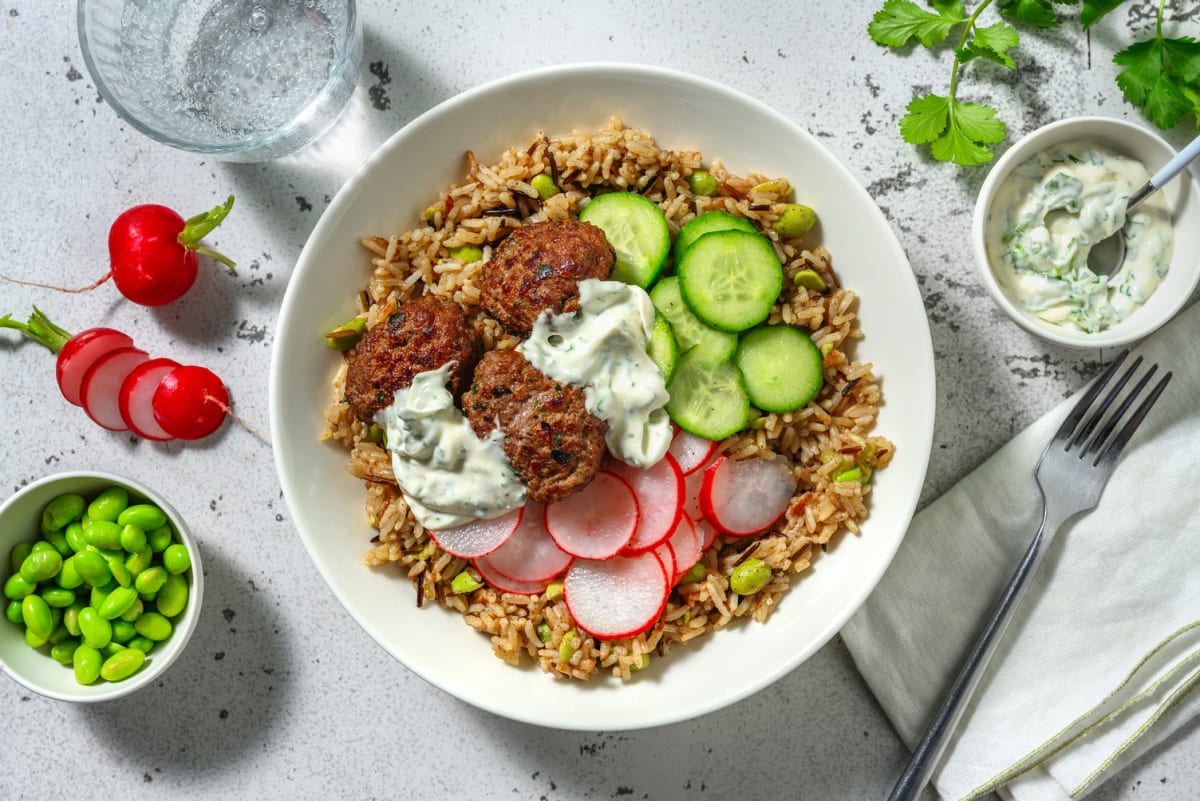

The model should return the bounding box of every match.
[699,455,799,538]
[666,513,701,580]
[696,518,720,552]
[475,501,572,583]
[668,429,719,475]
[653,541,677,586]
[118,358,180,441]
[56,328,134,406]
[564,550,670,640]
[472,557,552,596]
[80,347,148,431]
[607,454,684,554]
[544,471,640,560]
[428,506,522,559]
[151,364,229,440]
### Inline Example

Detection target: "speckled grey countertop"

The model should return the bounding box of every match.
[2,2,1198,799]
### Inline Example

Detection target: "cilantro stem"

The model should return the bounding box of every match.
[947,0,996,109]
[1157,0,1164,39]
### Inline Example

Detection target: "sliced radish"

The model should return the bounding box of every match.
[653,541,676,586]
[564,550,670,640]
[118,358,179,441]
[428,506,522,559]
[695,518,720,552]
[700,455,798,538]
[544,471,639,560]
[151,364,229,440]
[472,556,551,596]
[80,347,148,431]
[668,429,719,475]
[56,328,134,407]
[666,513,701,580]
[683,469,705,523]
[475,501,572,583]
[607,454,684,554]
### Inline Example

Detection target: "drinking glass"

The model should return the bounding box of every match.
[78,0,362,161]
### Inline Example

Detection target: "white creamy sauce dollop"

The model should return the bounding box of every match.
[520,279,673,469]
[375,363,526,531]
[984,141,1174,333]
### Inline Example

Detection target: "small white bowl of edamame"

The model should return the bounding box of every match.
[0,471,203,702]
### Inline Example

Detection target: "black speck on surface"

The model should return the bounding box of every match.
[219,709,229,719]
[66,65,82,81]
[214,651,225,660]
[864,73,880,98]
[222,608,236,623]
[143,773,152,783]
[9,8,18,16]
[368,60,391,111]
[296,195,313,212]
[741,53,749,63]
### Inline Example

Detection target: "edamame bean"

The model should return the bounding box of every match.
[162,544,191,575]
[42,493,86,531]
[111,619,136,644]
[117,504,166,532]
[771,203,817,238]
[84,520,122,550]
[73,644,102,685]
[4,573,36,601]
[558,630,577,663]
[530,173,560,200]
[50,639,79,665]
[43,528,72,557]
[124,546,152,576]
[22,595,54,639]
[105,554,132,588]
[40,587,76,608]
[677,562,707,585]
[119,598,143,623]
[87,487,128,523]
[134,612,172,642]
[127,636,154,654]
[64,521,87,553]
[5,599,23,625]
[91,582,115,610]
[155,574,188,618]
[77,606,112,649]
[147,525,173,553]
[71,550,111,587]
[792,269,826,292]
[101,641,126,658]
[729,558,772,596]
[25,627,49,649]
[100,648,145,682]
[98,586,138,621]
[47,621,71,645]
[449,245,483,264]
[20,548,63,584]
[450,571,481,594]
[119,524,147,554]
[63,603,84,636]
[686,169,718,196]
[134,566,167,597]
[9,541,32,574]
[55,556,84,590]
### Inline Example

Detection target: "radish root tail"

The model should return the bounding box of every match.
[0,272,113,293]
[205,393,272,446]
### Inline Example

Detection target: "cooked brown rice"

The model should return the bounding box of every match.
[320,117,893,680]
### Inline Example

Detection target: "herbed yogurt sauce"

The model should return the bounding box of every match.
[984,141,1173,333]
[376,280,672,530]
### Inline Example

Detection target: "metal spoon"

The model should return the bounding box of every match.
[1088,132,1200,275]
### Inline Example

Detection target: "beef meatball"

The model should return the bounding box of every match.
[344,294,481,422]
[480,220,614,336]
[462,348,606,503]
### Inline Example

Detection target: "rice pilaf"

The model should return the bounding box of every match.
[320,117,893,680]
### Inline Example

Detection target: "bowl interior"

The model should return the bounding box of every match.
[0,472,203,702]
[972,116,1200,348]
[270,63,936,730]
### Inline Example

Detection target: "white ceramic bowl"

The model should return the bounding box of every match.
[271,63,935,730]
[0,472,203,702]
[972,116,1200,349]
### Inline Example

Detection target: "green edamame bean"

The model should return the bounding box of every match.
[125,546,152,576]
[63,603,84,636]
[687,169,718,196]
[118,524,147,553]
[102,641,126,658]
[98,586,139,620]
[43,528,72,557]
[530,173,560,200]
[26,627,49,649]
[100,648,145,681]
[134,566,168,596]
[5,599,23,625]
[50,639,79,665]
[20,548,63,584]
[134,612,172,641]
[105,554,132,588]
[40,587,76,608]
[117,504,166,532]
[84,520,123,550]
[729,558,772,596]
[77,606,112,649]
[449,245,483,264]
[146,525,174,553]
[771,203,817,238]
[47,621,71,645]
[31,541,56,555]
[90,582,115,610]
[162,544,191,575]
[119,598,143,623]
[155,574,188,618]
[9,541,32,574]
[4,573,36,601]
[127,636,154,654]
[42,493,86,531]
[64,521,88,553]
[87,487,128,523]
[71,550,111,587]
[73,644,102,684]
[22,595,54,639]
[111,619,136,643]
[55,556,84,590]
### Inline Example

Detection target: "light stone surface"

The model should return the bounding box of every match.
[2,2,1198,799]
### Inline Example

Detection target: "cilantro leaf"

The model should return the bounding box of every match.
[869,0,962,48]
[930,123,996,165]
[1144,72,1193,130]
[1114,39,1161,106]
[900,94,1004,165]
[999,0,1060,29]
[966,22,1021,69]
[1080,0,1127,29]
[953,101,1007,143]
[1115,34,1200,129]
[930,0,966,16]
[900,94,951,143]
[1162,37,1200,84]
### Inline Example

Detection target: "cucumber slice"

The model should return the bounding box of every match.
[664,348,750,441]
[647,312,680,384]
[673,210,758,262]
[735,325,824,413]
[578,192,670,288]
[648,276,737,362]
[677,230,783,333]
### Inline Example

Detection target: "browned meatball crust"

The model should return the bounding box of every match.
[462,349,607,503]
[480,220,615,336]
[344,294,482,422]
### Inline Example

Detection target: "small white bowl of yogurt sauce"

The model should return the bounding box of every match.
[973,116,1200,348]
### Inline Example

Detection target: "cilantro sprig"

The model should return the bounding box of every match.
[1113,1,1200,129]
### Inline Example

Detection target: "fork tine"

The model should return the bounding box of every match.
[1080,363,1157,461]
[1095,370,1173,467]
[1053,350,1129,445]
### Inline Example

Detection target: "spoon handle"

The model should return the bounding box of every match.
[1150,132,1200,190]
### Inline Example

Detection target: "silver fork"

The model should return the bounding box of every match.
[887,350,1173,801]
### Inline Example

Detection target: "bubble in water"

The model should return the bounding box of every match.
[248,6,271,32]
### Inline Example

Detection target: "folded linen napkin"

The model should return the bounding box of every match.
[842,299,1200,801]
